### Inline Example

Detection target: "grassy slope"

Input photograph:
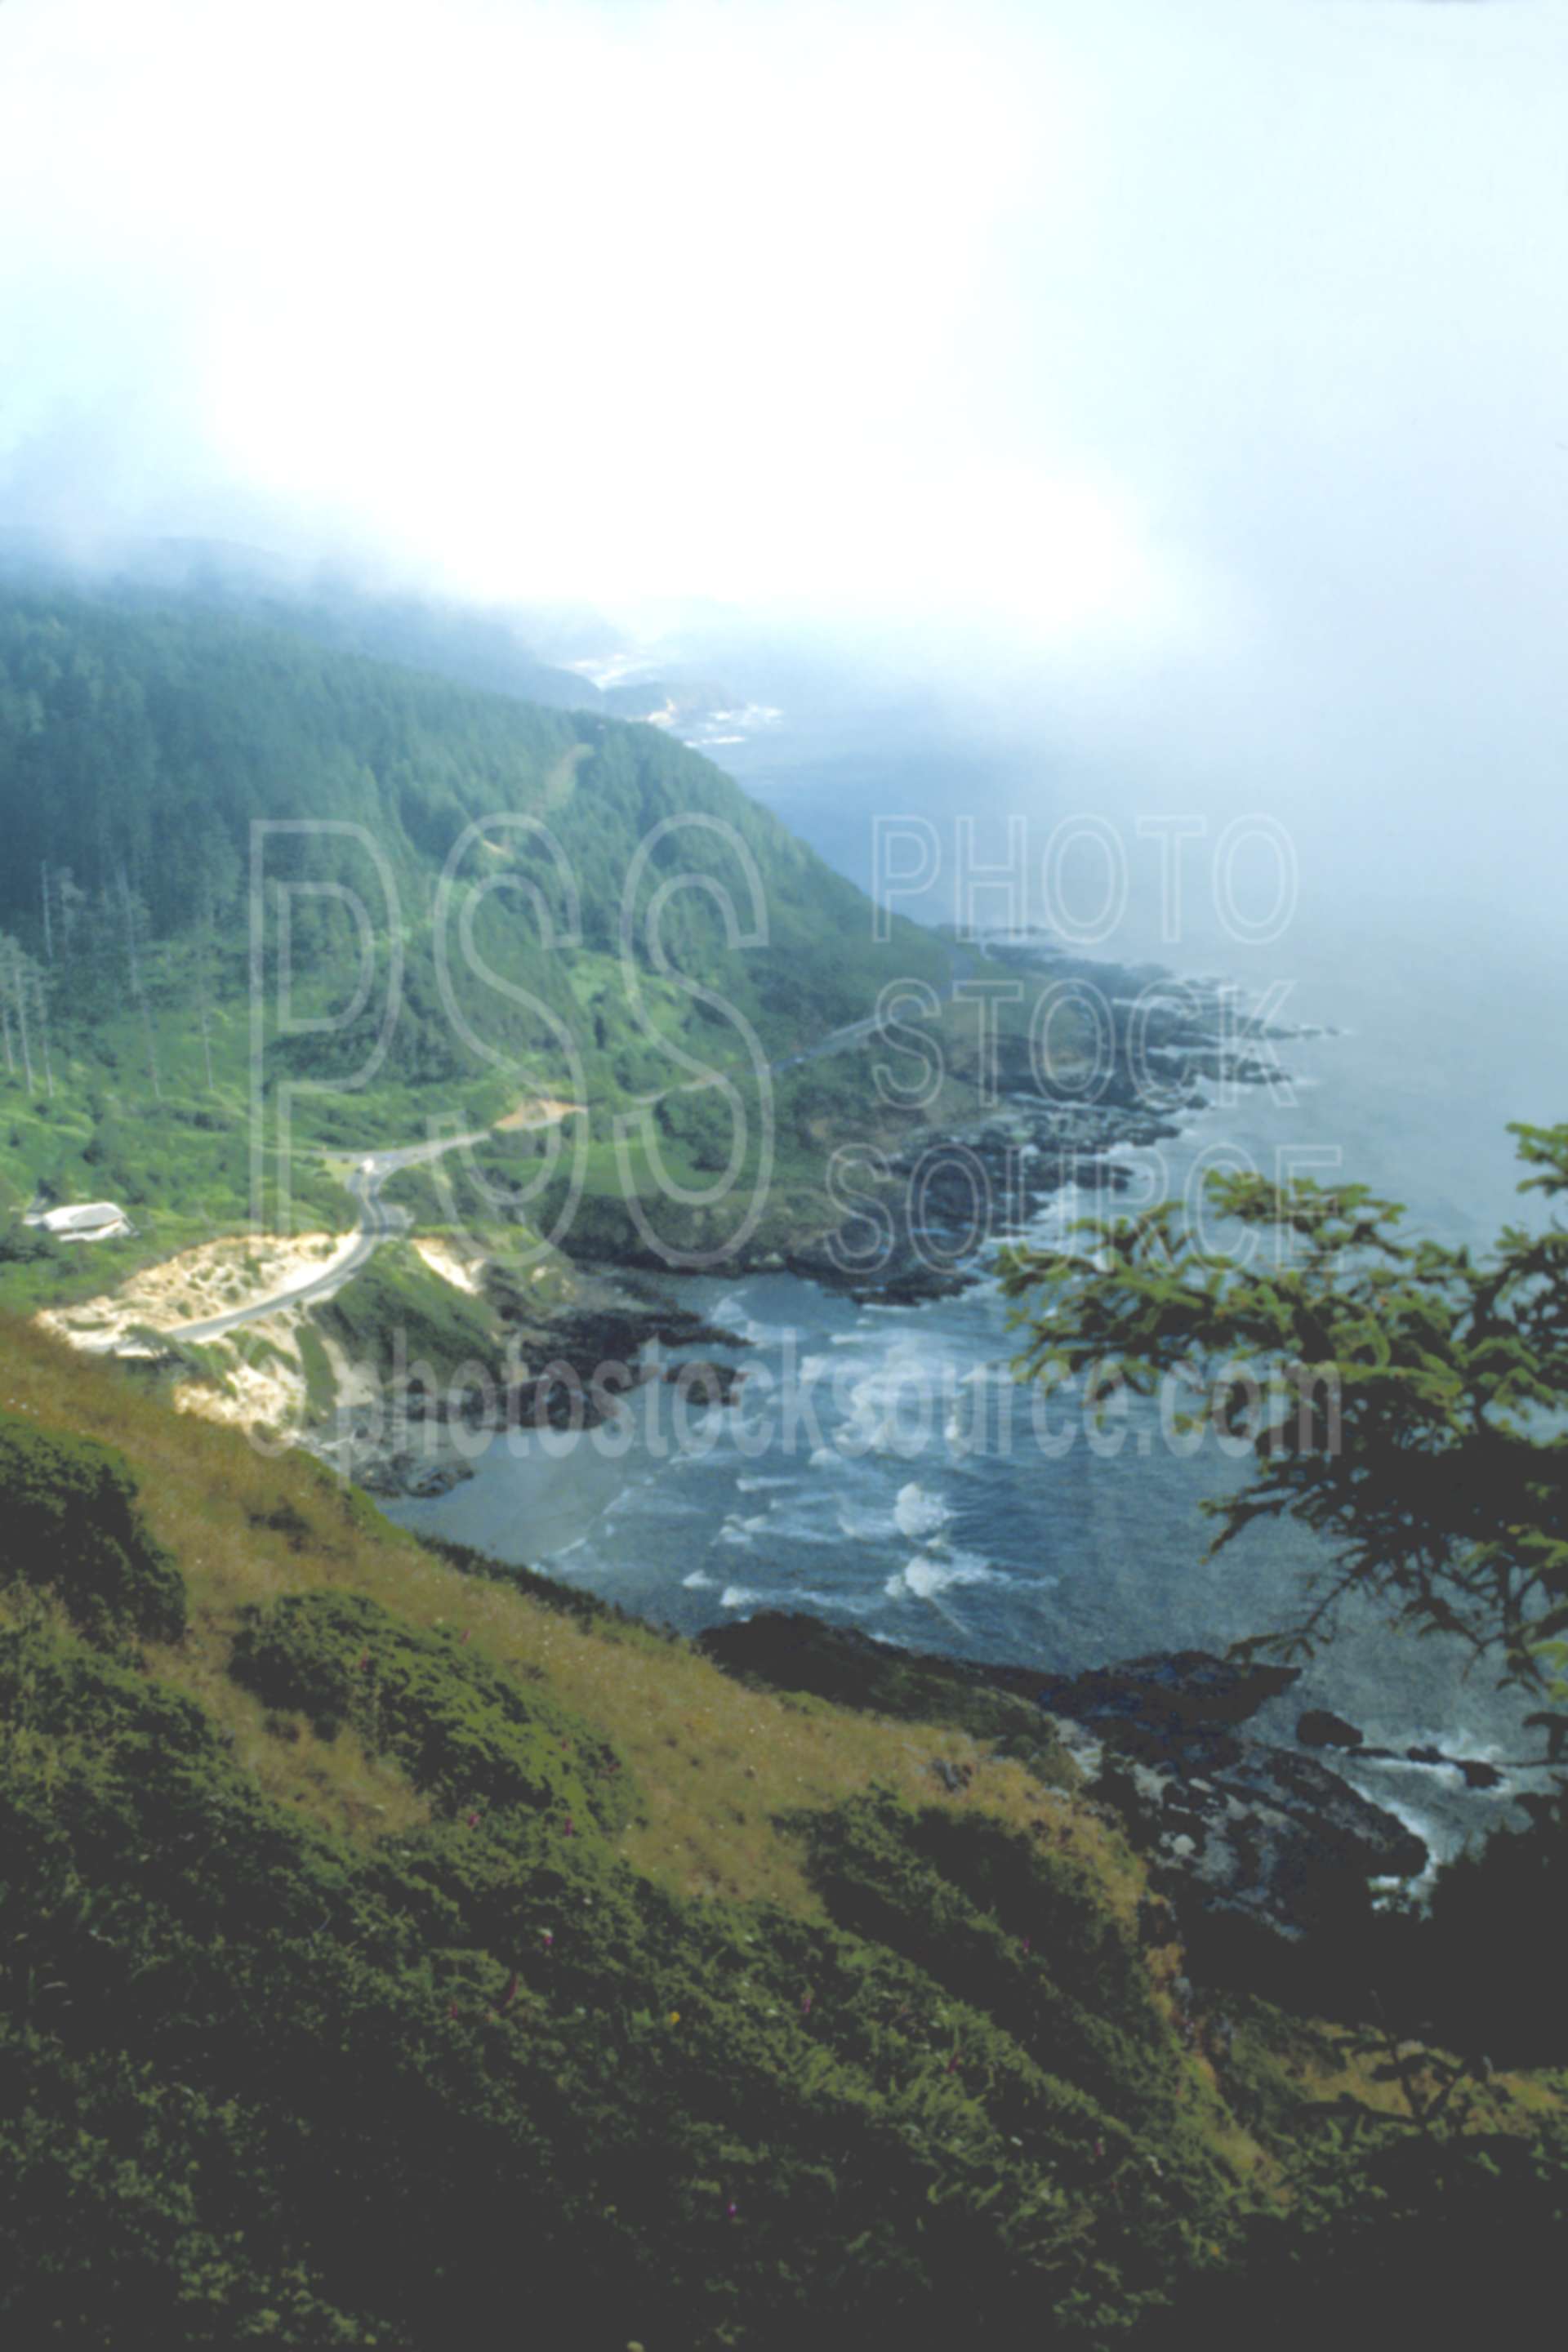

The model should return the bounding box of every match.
[0,1315,1126,1912]
[3,1318,1566,2347]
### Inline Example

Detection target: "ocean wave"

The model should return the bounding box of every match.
[717,1512,768,1547]
[721,1579,864,1617]
[884,1549,998,1602]
[1362,1788,1453,1898]
[707,1292,778,1347]
[840,1365,947,1459]
[759,1519,842,1547]
[836,1502,893,1541]
[893,1481,953,1542]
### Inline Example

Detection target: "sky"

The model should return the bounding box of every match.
[2,0,1566,884]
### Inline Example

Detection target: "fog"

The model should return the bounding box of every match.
[2,0,1566,913]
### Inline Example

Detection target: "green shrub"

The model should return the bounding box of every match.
[0,1408,185,1642]
[0,1610,1245,2349]
[229,1590,630,1832]
[0,1222,60,1267]
[796,1793,1182,2127]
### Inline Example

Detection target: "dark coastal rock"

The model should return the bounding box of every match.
[662,1359,746,1408]
[1289,1738,1504,1793]
[319,1274,752,1492]
[354,1451,474,1500]
[497,1289,751,1376]
[1033,1648,1302,1739]
[782,939,1297,1307]
[782,1237,973,1306]
[1031,1647,1425,1932]
[867,1265,975,1306]
[1394,1744,1503,1792]
[702,1609,1032,1713]
[1085,1731,1429,1936]
[1200,1744,1426,1891]
[700,1615,1419,1940]
[786,1089,1187,1304]
[1298,1708,1365,1749]
[403,1459,474,1499]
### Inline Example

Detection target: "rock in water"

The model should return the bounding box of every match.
[1297,1708,1365,1749]
[1034,1652,1426,1935]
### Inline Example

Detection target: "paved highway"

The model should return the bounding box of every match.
[163,948,995,1344]
[165,1131,490,1343]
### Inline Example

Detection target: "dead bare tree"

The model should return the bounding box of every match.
[117,864,162,1102]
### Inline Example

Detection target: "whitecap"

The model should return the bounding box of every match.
[840,1365,944,1459]
[707,1291,775,1347]
[836,1503,893,1541]
[884,1549,997,1602]
[893,1481,953,1542]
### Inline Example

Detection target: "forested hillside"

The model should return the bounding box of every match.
[0,588,949,1275]
[0,530,604,712]
[0,586,938,1020]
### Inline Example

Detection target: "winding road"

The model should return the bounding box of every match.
[166,1131,492,1344]
[163,949,992,1346]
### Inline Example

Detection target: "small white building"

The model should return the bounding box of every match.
[22,1201,134,1242]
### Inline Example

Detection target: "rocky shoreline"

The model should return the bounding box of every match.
[784,943,1325,1305]
[313,936,1502,1950]
[326,1276,756,1500]
[329,940,1318,1493]
[698,1611,1452,1941]
[319,931,1316,1486]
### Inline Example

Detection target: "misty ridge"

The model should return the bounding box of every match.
[6,0,1567,919]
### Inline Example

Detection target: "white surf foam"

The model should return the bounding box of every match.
[893,1481,954,1542]
[884,1549,998,1601]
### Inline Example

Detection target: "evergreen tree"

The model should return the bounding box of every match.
[1000,1122,1568,1742]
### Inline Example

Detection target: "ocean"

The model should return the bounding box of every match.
[390,683,1568,1869]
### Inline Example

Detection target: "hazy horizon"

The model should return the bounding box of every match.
[4,0,1566,915]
